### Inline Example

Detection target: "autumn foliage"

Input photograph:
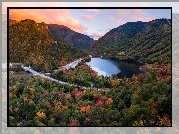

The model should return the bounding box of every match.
[9,61,171,126]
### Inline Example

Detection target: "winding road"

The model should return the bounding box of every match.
[10,59,110,91]
[22,58,89,89]
[60,58,83,70]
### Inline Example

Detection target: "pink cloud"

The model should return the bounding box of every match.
[111,17,114,21]
[116,9,131,17]
[111,17,126,25]
[114,9,156,23]
[133,9,147,15]
[9,9,87,33]
[80,15,94,21]
[116,20,127,25]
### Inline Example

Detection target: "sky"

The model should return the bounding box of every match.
[2,2,174,40]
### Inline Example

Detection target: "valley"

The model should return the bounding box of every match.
[8,13,172,127]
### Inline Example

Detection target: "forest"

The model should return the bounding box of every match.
[47,24,94,50]
[86,19,171,65]
[9,19,87,73]
[8,17,171,127]
[9,62,171,126]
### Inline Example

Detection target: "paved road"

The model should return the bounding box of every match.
[22,66,68,85]
[22,66,110,92]
[11,59,110,91]
[21,58,89,89]
[60,58,83,70]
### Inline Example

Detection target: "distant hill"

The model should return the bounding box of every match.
[46,24,94,49]
[9,19,87,72]
[86,19,171,64]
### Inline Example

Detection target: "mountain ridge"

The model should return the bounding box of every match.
[86,18,171,65]
[9,19,87,72]
[46,23,95,50]
[8,19,95,50]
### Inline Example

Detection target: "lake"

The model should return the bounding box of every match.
[86,58,143,78]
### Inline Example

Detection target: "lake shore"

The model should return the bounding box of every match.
[86,57,142,78]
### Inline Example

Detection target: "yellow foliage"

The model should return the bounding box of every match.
[36,111,46,117]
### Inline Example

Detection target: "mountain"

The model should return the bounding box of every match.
[86,19,171,65]
[9,19,87,72]
[46,24,95,49]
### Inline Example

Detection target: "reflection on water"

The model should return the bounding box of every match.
[111,60,143,78]
[86,58,143,78]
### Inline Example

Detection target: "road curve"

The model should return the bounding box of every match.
[60,58,83,70]
[22,58,89,89]
[19,58,110,91]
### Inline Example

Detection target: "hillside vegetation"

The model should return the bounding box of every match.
[86,19,171,65]
[9,19,87,72]
[8,17,172,127]
[47,24,94,49]
[9,63,171,126]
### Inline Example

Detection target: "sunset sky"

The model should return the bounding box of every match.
[3,2,172,40]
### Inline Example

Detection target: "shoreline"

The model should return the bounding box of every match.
[86,57,144,78]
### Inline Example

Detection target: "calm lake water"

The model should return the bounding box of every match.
[86,58,143,78]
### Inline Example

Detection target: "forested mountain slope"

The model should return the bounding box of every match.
[47,24,94,49]
[86,19,171,64]
[9,19,87,72]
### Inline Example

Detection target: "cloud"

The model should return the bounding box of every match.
[116,20,127,25]
[83,9,101,13]
[9,9,87,33]
[88,32,104,40]
[82,31,103,40]
[110,17,126,25]
[111,9,156,25]
[80,15,94,21]
[98,29,111,31]
[130,9,155,22]
[110,17,114,21]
